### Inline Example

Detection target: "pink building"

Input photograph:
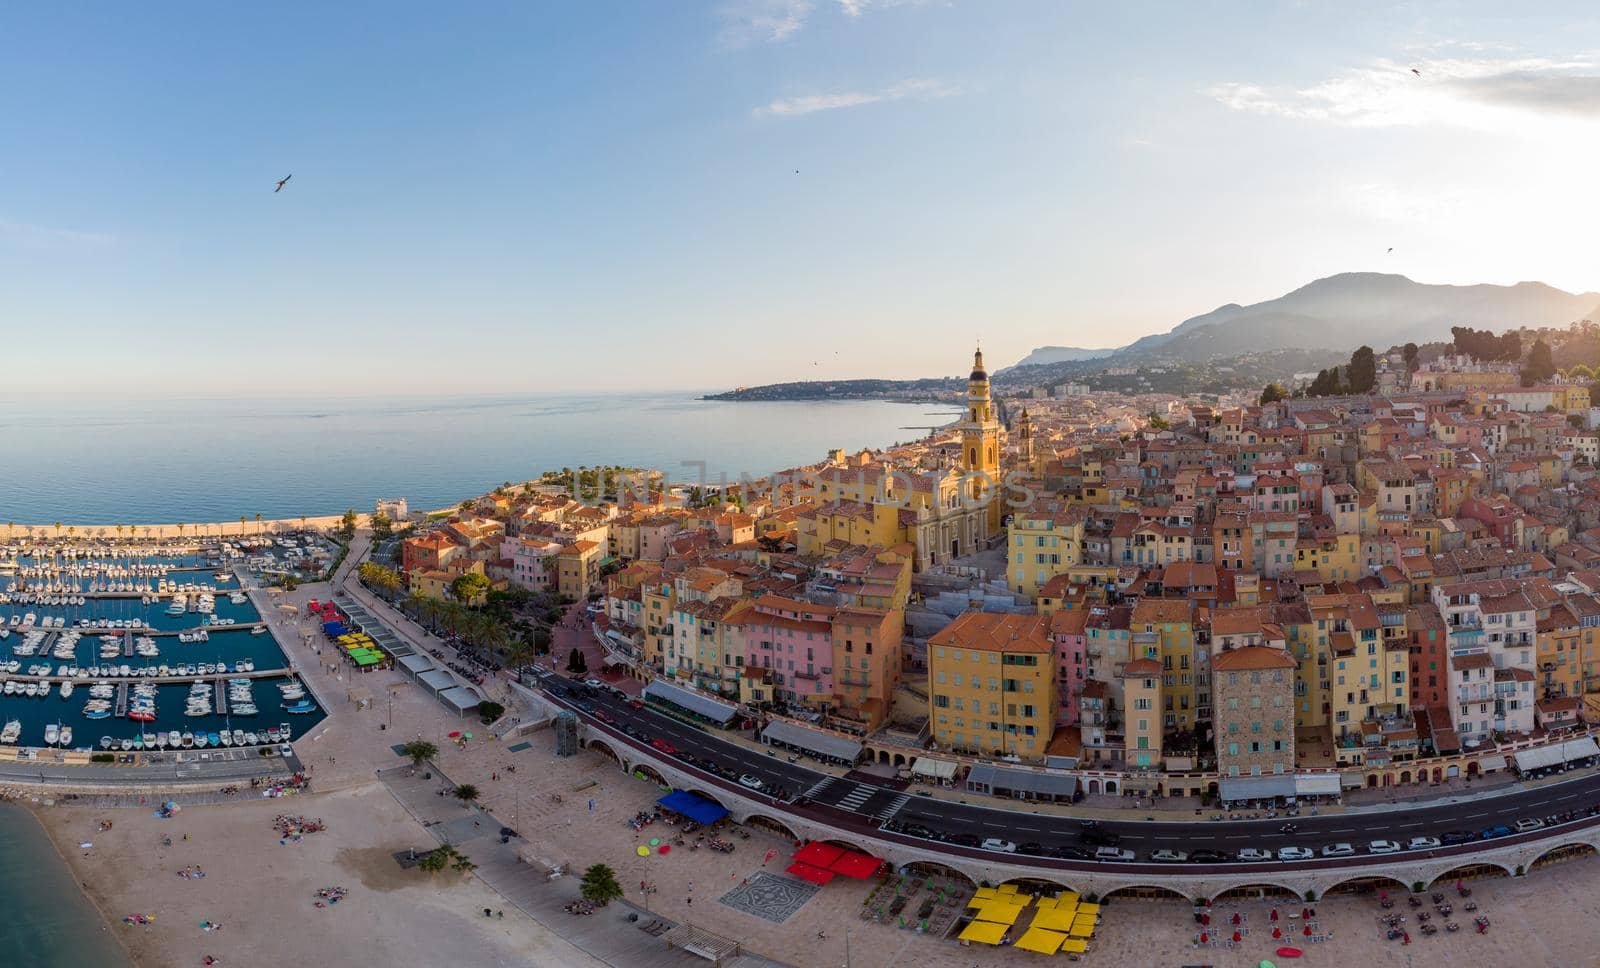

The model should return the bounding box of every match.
[1050,608,1088,725]
[746,596,837,707]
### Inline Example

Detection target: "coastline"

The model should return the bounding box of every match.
[0,800,133,967]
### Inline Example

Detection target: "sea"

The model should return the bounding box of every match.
[0,393,944,525]
[0,802,131,967]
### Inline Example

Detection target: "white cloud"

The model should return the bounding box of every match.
[755,77,956,117]
[836,0,866,16]
[1209,55,1600,130]
[717,0,813,47]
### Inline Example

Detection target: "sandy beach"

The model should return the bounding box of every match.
[32,782,602,968]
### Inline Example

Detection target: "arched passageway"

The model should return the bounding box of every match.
[1326,875,1407,896]
[1103,884,1188,902]
[743,814,799,841]
[1214,883,1299,903]
[1430,863,1510,886]
[1530,843,1597,871]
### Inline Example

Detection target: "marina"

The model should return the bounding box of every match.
[0,544,324,751]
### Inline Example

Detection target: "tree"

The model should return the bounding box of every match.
[338,509,359,539]
[1346,345,1376,394]
[418,848,450,873]
[1259,382,1287,404]
[453,784,481,806]
[477,700,505,724]
[372,510,393,539]
[532,627,553,655]
[565,647,588,674]
[402,739,438,768]
[1402,341,1419,372]
[1522,337,1555,386]
[579,863,624,905]
[450,572,491,605]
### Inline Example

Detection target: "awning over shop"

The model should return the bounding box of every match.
[958,920,1007,945]
[1294,774,1341,797]
[657,790,729,825]
[965,762,1077,801]
[785,862,834,885]
[792,842,844,868]
[973,901,1026,925]
[1030,907,1077,931]
[1218,773,1296,802]
[1340,771,1365,789]
[1014,927,1067,954]
[1561,736,1599,762]
[1477,754,1508,773]
[828,850,882,880]
[761,720,862,764]
[1514,744,1565,772]
[642,680,737,725]
[1060,938,1088,953]
[911,757,959,781]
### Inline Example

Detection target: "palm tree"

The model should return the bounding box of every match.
[54,522,62,537]
[177,523,185,538]
[452,784,480,806]
[256,513,263,536]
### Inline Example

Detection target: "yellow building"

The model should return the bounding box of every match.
[1121,657,1163,769]
[1007,498,1087,599]
[927,612,1056,760]
[798,500,904,556]
[1537,605,1583,699]
[1131,598,1196,732]
[554,540,604,600]
[1311,593,1409,749]
[1293,532,1361,582]
[641,580,676,669]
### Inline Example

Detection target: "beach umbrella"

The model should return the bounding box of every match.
[1272,927,1282,939]
[1232,913,1241,925]
[635,846,649,857]
[1300,907,1309,919]
[1303,923,1312,937]
[448,731,461,738]
[464,732,473,740]
[1269,908,1278,922]
[1201,913,1210,926]
[1232,931,1241,943]
[649,838,659,846]
[1199,932,1208,944]
[659,844,671,854]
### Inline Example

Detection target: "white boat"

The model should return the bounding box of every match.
[59,726,72,747]
[0,720,20,743]
[44,724,58,745]
[167,730,182,747]
[60,680,73,698]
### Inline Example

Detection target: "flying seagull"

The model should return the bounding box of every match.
[1411,68,1421,76]
[1387,247,1393,253]
[274,174,292,193]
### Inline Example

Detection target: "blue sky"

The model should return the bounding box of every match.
[5,1,1600,395]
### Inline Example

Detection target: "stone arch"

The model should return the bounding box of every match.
[893,753,907,768]
[584,738,624,769]
[1530,843,1598,871]
[877,748,890,765]
[743,814,799,841]
[1214,882,1300,903]
[1326,874,1407,896]
[1430,861,1512,886]
[1466,761,1480,777]
[1087,779,1101,794]
[900,860,977,890]
[1104,780,1118,795]
[1103,884,1190,902]
[632,763,669,787]
[821,837,873,856]
[686,788,726,810]
[1366,774,1378,788]
[1400,770,1412,784]
[1432,767,1443,783]
[999,875,1081,897]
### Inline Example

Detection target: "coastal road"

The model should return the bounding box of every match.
[540,676,1600,870]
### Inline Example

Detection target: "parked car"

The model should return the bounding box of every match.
[1277,847,1314,861]
[1094,847,1135,862]
[902,824,933,839]
[1017,842,1049,856]
[1479,824,1513,840]
[1441,830,1475,845]
[584,678,602,688]
[1368,840,1402,854]
[1236,848,1273,862]
[1406,836,1442,850]
[1051,845,1092,860]
[1150,849,1189,863]
[981,838,1018,853]
[1514,818,1546,833]
[651,739,677,755]
[1320,843,1355,858]
[738,774,764,790]
[627,699,644,710]
[593,709,615,724]
[945,833,980,848]
[1188,849,1232,864]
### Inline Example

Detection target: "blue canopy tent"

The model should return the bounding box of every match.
[656,790,728,825]
[322,620,350,637]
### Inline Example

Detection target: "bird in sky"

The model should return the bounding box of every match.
[1411,68,1422,76]
[1387,247,1394,253]
[274,174,292,193]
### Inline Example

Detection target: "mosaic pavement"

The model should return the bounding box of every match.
[718,871,821,924]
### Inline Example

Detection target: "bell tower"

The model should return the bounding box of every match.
[960,347,1003,529]
[1017,407,1034,465]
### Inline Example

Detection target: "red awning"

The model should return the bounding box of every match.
[792,842,845,868]
[827,850,881,880]
[785,861,835,885]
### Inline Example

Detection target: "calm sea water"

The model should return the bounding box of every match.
[0,393,933,524]
[0,802,132,967]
